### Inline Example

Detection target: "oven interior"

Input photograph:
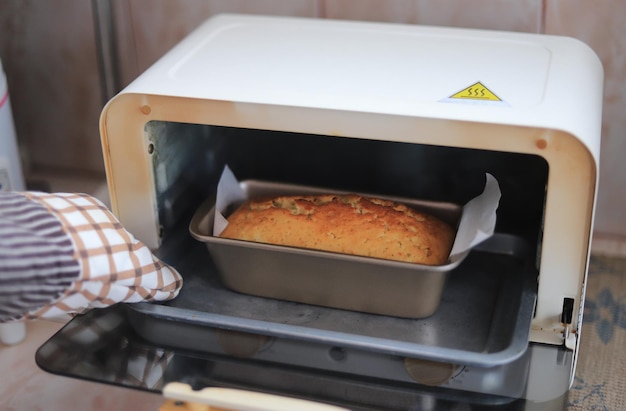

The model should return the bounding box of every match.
[116,120,550,394]
[149,120,548,253]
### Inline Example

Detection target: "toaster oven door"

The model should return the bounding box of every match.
[36,304,574,411]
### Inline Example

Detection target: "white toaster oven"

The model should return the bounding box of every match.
[37,14,603,410]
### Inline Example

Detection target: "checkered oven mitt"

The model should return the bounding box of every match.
[0,192,183,322]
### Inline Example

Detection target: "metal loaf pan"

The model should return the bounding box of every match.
[189,180,467,318]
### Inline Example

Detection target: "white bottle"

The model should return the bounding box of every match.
[0,57,25,192]
[0,57,27,345]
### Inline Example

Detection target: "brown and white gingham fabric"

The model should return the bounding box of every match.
[1,192,182,321]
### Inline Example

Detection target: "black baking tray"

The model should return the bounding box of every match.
[126,232,537,368]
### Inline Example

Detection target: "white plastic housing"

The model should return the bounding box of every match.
[100,14,603,350]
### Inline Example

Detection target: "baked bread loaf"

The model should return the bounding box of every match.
[219,194,455,265]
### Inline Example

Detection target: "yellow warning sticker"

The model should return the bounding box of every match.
[449,82,501,101]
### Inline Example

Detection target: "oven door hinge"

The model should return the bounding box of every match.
[561,297,577,350]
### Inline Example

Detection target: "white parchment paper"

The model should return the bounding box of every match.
[213,166,501,258]
[448,173,501,257]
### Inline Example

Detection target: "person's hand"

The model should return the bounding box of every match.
[0,192,182,322]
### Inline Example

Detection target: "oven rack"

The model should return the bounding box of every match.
[127,233,537,368]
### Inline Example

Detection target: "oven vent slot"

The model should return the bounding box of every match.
[561,298,574,325]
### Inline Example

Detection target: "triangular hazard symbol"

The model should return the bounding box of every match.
[450,82,501,101]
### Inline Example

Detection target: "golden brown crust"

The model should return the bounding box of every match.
[219,194,455,265]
